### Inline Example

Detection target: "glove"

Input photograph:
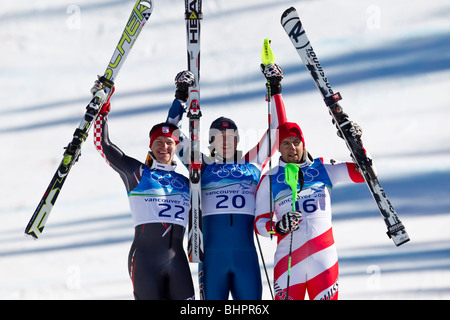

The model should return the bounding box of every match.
[261,63,283,80]
[174,70,195,102]
[260,63,283,95]
[90,77,104,95]
[99,86,115,116]
[336,120,362,141]
[349,122,363,139]
[276,211,302,236]
[90,75,115,116]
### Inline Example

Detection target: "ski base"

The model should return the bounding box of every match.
[25,0,153,239]
[281,6,409,246]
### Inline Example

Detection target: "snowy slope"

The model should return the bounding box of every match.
[1,0,450,299]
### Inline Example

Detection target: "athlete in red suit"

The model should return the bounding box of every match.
[255,112,365,300]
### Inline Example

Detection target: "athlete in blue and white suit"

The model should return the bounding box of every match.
[168,66,287,299]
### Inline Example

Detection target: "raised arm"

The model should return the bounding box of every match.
[91,82,142,192]
[166,71,197,167]
[245,63,287,168]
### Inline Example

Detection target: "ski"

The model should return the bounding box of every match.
[185,0,204,262]
[24,0,153,239]
[281,7,410,246]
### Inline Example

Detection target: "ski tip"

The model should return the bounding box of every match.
[24,231,39,240]
[387,227,410,247]
[392,233,411,247]
[261,38,276,66]
[140,0,152,9]
[281,7,297,24]
[396,238,410,246]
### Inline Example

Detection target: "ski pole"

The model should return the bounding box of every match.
[284,163,303,300]
[261,38,276,238]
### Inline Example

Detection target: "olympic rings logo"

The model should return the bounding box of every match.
[149,171,187,189]
[210,164,250,179]
[302,168,320,183]
[276,167,320,184]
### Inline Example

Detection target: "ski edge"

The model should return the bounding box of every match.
[185,0,204,263]
[24,0,154,239]
[280,7,410,246]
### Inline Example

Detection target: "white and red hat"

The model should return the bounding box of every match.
[149,122,180,147]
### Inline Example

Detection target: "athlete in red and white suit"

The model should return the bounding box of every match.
[255,115,365,300]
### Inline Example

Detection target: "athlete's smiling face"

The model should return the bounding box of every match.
[151,136,177,164]
[279,136,304,164]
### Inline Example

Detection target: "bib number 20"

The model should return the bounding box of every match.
[216,195,246,209]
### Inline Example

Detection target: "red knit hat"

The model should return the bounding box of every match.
[277,122,305,147]
[149,122,180,147]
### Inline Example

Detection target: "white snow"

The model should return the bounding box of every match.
[1,0,450,300]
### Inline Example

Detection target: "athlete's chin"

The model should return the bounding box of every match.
[156,155,171,164]
[286,155,300,163]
